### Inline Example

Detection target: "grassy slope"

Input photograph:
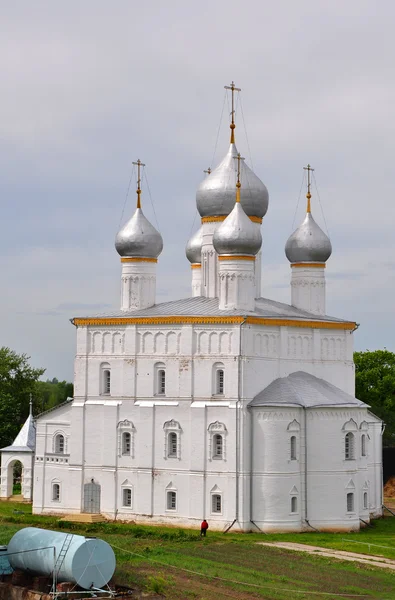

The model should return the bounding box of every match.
[1,502,395,599]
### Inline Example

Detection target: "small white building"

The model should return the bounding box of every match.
[1,110,383,531]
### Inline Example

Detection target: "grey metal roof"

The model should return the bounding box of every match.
[1,414,36,453]
[249,371,368,408]
[72,296,349,323]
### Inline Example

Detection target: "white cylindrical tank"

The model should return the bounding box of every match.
[8,528,116,590]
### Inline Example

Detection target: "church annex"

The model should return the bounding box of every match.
[1,84,383,531]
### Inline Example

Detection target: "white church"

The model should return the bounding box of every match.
[1,86,383,531]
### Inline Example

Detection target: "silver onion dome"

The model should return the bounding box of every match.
[213,201,262,256]
[196,143,269,218]
[185,226,203,264]
[285,211,332,263]
[115,207,163,258]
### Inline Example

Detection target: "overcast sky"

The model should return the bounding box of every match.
[1,0,394,381]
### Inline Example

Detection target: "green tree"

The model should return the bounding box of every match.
[35,379,73,412]
[354,350,395,447]
[0,347,45,449]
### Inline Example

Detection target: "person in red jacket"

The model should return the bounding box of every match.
[200,519,209,537]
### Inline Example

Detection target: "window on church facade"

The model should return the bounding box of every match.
[291,496,297,513]
[363,491,368,510]
[213,434,223,459]
[346,492,354,512]
[290,436,297,460]
[122,432,131,456]
[345,433,355,460]
[55,434,65,454]
[361,434,367,457]
[101,363,111,395]
[122,488,132,507]
[212,494,222,513]
[168,432,178,458]
[167,491,177,510]
[155,363,166,395]
[213,363,225,395]
[216,369,224,394]
[52,483,60,502]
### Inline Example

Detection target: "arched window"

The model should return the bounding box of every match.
[122,432,131,456]
[363,492,368,510]
[117,420,135,458]
[155,362,166,395]
[213,363,225,396]
[212,494,222,513]
[290,436,297,460]
[163,420,181,459]
[213,434,223,459]
[361,434,367,457]
[291,496,297,513]
[167,490,177,510]
[168,432,178,458]
[216,370,224,394]
[346,492,354,512]
[208,421,227,461]
[55,434,65,454]
[122,488,132,507]
[101,363,111,395]
[345,432,355,460]
[52,483,60,502]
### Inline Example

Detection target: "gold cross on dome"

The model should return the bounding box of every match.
[303,163,314,212]
[204,167,212,176]
[224,81,241,143]
[234,152,245,202]
[132,159,145,208]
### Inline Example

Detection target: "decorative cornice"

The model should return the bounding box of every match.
[73,315,356,330]
[191,264,201,269]
[218,255,255,261]
[291,262,326,269]
[121,257,158,263]
[201,215,263,224]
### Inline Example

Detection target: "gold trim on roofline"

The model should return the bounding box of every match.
[73,316,355,330]
[121,257,158,263]
[218,255,255,261]
[291,262,326,268]
[201,215,263,224]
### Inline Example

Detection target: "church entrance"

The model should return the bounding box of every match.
[83,481,101,513]
[6,460,23,497]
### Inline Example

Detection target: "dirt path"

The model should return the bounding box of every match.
[258,542,395,570]
[258,542,395,571]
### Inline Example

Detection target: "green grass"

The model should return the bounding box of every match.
[1,501,395,599]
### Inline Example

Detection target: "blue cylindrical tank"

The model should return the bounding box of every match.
[7,528,116,590]
[0,546,13,575]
